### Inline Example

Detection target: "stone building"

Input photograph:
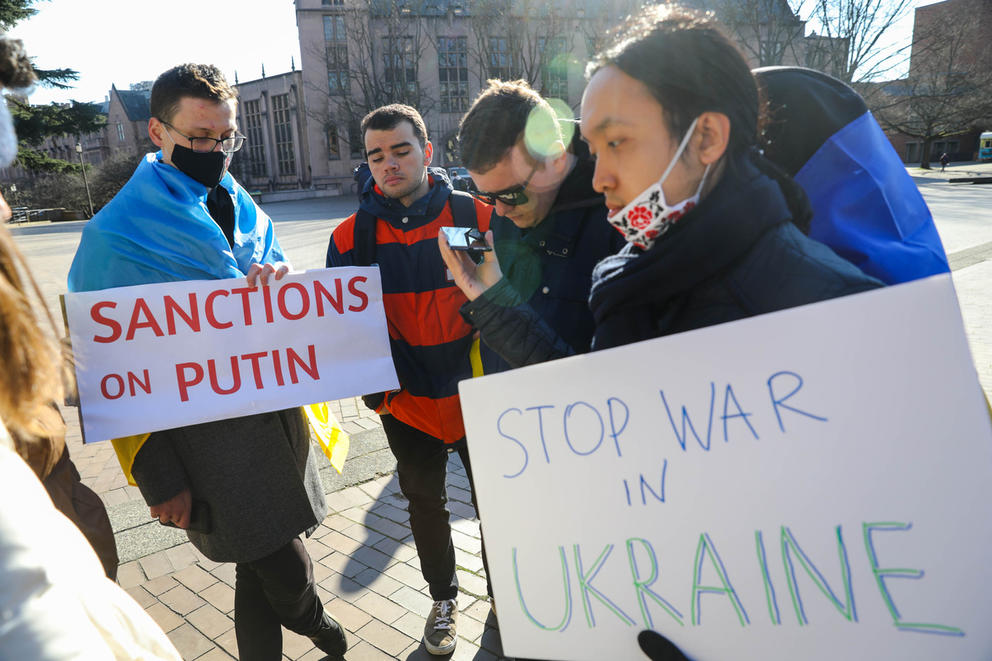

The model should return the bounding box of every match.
[228,69,313,192]
[295,0,641,192]
[294,0,848,193]
[877,0,992,164]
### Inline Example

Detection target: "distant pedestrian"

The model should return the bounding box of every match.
[940,152,949,172]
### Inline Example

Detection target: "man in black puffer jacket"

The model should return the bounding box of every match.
[589,148,882,350]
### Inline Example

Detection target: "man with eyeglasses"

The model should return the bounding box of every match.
[68,64,347,660]
[440,79,624,373]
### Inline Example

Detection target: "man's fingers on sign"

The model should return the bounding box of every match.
[246,261,290,287]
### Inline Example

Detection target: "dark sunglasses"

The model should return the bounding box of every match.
[471,163,539,207]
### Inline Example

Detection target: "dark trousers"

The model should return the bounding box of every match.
[234,537,324,661]
[381,414,492,601]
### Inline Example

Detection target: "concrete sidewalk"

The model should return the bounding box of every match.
[906,159,992,181]
[65,398,505,661]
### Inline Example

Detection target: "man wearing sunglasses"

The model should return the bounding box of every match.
[442,79,624,373]
[69,64,347,660]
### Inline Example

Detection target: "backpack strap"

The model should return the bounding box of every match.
[448,191,478,229]
[353,208,377,266]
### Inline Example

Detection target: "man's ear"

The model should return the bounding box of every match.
[423,140,433,166]
[695,112,730,166]
[548,139,568,175]
[148,118,165,148]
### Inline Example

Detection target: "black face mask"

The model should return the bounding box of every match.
[170,144,229,188]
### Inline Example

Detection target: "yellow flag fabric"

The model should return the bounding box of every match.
[470,337,484,378]
[109,404,350,486]
[110,433,151,487]
[303,402,350,474]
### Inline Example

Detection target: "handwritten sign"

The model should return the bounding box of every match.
[459,274,992,661]
[64,267,398,442]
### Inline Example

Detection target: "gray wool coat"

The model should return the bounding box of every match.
[131,407,327,563]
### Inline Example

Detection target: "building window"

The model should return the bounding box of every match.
[327,123,340,160]
[323,15,348,94]
[117,122,125,142]
[539,37,568,100]
[488,37,513,80]
[243,99,267,177]
[437,36,468,113]
[383,36,417,98]
[348,121,363,159]
[907,143,919,163]
[322,0,344,4]
[760,40,785,66]
[272,94,296,176]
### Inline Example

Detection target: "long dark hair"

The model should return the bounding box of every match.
[587,5,759,160]
[587,5,811,230]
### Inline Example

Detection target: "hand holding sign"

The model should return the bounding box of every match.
[245,261,290,287]
[64,267,398,443]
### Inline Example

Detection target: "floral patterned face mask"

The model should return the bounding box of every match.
[608,117,710,250]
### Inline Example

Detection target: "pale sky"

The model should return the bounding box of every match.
[10,0,943,107]
[9,0,302,105]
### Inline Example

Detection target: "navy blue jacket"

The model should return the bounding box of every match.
[589,151,883,350]
[460,145,626,370]
[326,168,491,443]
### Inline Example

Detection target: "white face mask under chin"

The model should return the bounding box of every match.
[607,116,710,250]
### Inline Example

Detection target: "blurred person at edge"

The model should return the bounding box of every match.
[0,35,181,660]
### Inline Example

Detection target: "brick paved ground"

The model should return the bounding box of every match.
[65,397,506,661]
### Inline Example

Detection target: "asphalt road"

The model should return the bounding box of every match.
[9,179,992,394]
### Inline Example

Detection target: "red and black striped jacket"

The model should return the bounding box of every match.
[326,170,491,443]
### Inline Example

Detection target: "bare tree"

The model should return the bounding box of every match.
[302,0,437,159]
[717,0,809,68]
[461,0,575,99]
[576,0,641,64]
[806,0,914,82]
[868,14,992,168]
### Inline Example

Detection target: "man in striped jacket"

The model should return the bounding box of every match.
[325,104,490,656]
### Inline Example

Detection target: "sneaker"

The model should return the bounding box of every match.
[424,598,458,655]
[308,610,348,658]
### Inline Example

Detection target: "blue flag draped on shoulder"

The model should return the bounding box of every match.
[66,153,348,480]
[755,66,949,285]
[67,152,285,293]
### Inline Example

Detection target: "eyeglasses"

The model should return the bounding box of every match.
[160,120,246,154]
[472,163,539,207]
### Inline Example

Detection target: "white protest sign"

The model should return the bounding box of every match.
[459,273,992,661]
[65,267,398,442]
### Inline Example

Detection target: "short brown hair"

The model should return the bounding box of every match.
[150,63,237,123]
[458,79,561,174]
[361,104,428,150]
